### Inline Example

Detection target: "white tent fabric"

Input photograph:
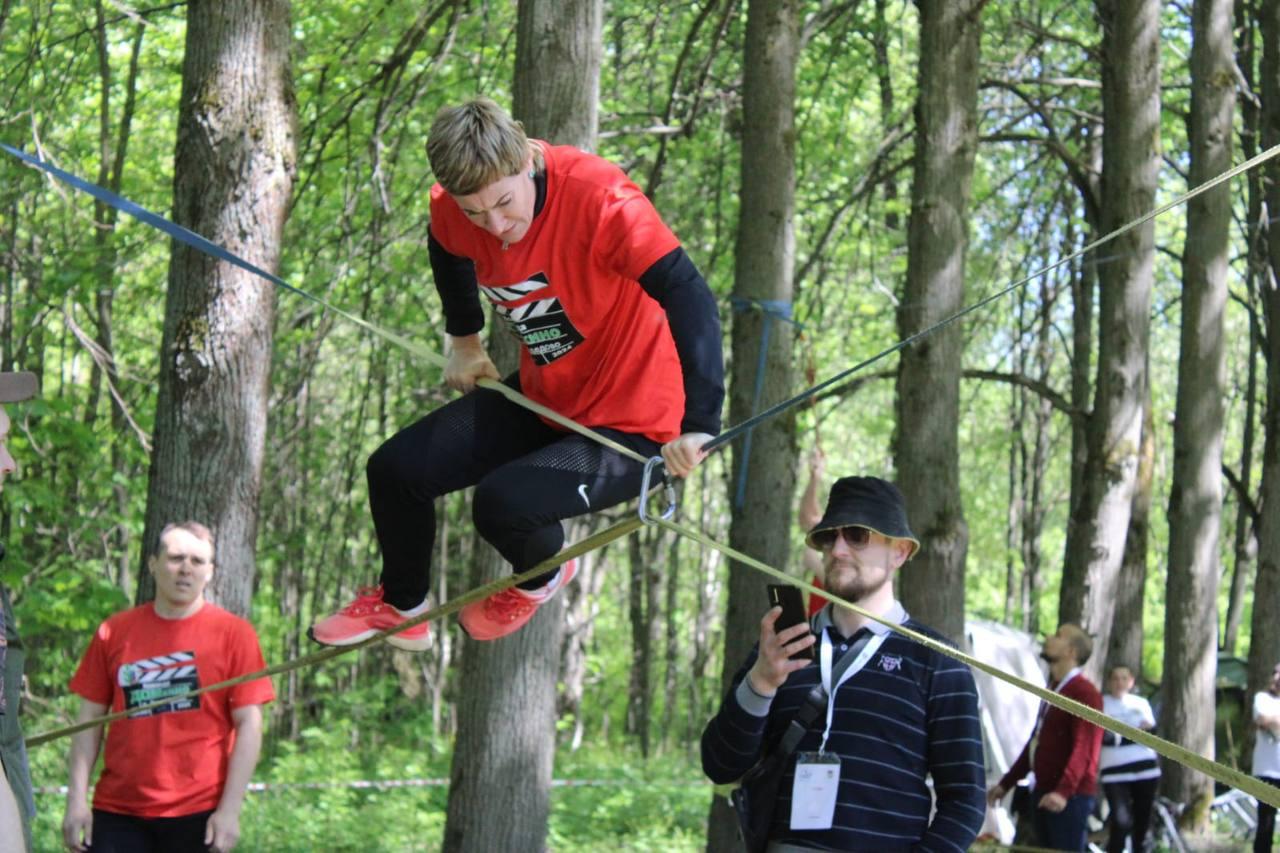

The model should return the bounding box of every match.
[965,618,1047,844]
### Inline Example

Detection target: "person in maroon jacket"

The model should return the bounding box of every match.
[987,623,1104,851]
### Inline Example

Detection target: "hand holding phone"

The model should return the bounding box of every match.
[768,584,814,661]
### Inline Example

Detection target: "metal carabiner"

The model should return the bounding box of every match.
[638,455,677,524]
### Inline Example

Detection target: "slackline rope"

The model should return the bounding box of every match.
[9,140,1280,471]
[657,516,1280,810]
[24,514,644,747]
[0,143,647,466]
[701,140,1280,455]
[10,142,1280,811]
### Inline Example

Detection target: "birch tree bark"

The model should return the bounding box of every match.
[1059,0,1160,682]
[1161,0,1234,828]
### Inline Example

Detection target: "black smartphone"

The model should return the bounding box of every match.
[767,584,813,660]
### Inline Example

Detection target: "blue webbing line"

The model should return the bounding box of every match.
[1,142,653,463]
[0,142,445,376]
[2,143,312,304]
[729,296,795,509]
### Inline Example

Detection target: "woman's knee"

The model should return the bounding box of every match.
[366,437,406,490]
[472,477,526,536]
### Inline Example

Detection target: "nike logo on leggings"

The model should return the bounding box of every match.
[578,484,590,508]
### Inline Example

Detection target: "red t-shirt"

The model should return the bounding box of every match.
[69,602,275,818]
[430,142,686,443]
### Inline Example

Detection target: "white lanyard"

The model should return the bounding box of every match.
[817,628,887,753]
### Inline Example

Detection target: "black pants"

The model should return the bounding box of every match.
[1103,777,1157,853]
[368,376,661,609]
[90,809,213,852]
[1258,776,1280,853]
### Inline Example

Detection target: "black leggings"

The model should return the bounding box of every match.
[1103,777,1157,853]
[368,376,661,609]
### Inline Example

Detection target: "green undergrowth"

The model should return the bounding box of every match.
[27,732,711,851]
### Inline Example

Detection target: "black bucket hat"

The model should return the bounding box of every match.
[805,475,920,558]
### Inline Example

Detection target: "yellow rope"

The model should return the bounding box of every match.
[23,145,1280,818]
[24,515,644,748]
[657,517,1280,810]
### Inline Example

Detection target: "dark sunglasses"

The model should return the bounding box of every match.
[811,525,873,550]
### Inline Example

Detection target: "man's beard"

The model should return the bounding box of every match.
[824,563,890,604]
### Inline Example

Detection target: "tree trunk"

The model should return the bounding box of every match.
[706,0,800,848]
[872,0,900,232]
[1109,389,1152,677]
[1020,276,1057,636]
[560,539,607,751]
[1249,0,1280,724]
[443,509,561,852]
[1059,0,1160,683]
[442,1,601,850]
[687,465,723,752]
[137,0,296,617]
[1225,0,1264,657]
[89,4,145,595]
[1068,232,1096,526]
[660,531,681,750]
[894,0,984,643]
[626,527,661,756]
[1162,1,1234,826]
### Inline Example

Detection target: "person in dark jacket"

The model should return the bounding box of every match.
[701,476,986,851]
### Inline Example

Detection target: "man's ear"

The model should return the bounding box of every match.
[890,539,913,569]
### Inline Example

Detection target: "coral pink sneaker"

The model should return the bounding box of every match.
[309,585,431,651]
[458,559,578,641]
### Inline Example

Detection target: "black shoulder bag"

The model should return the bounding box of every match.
[729,682,828,853]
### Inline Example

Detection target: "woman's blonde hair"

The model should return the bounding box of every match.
[426,98,541,195]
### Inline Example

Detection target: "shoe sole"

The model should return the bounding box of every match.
[386,632,432,652]
[307,626,431,652]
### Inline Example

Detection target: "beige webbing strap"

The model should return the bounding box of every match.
[659,517,1280,810]
[25,515,644,748]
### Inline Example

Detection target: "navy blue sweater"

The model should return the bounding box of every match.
[701,610,986,852]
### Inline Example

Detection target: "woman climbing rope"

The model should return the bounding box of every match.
[311,98,724,648]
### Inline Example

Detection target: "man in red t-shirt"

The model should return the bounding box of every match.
[62,523,274,853]
[312,98,724,647]
[987,623,1104,851]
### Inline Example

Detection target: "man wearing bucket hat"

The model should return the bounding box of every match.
[702,475,986,851]
[0,370,38,853]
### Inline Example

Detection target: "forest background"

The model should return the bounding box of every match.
[2,0,1280,850]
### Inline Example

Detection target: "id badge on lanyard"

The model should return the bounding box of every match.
[789,628,886,830]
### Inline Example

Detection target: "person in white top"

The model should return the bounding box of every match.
[1254,662,1280,853]
[1099,665,1160,853]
